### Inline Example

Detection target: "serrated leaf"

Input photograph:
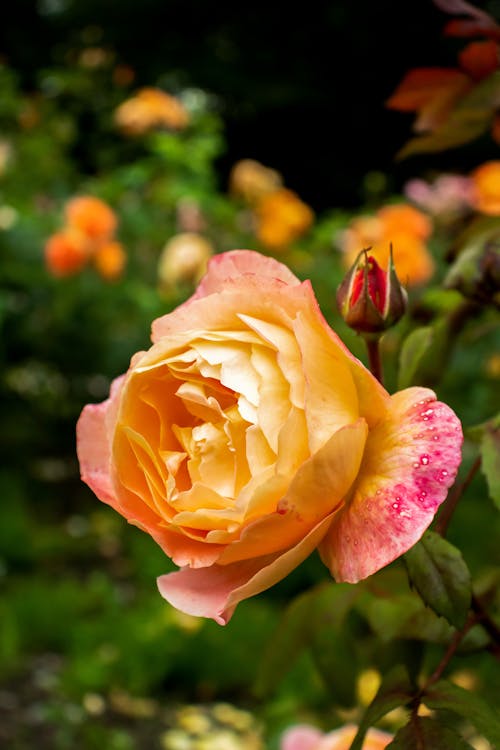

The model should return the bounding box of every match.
[404,531,471,628]
[386,717,475,749]
[423,680,500,748]
[481,423,500,509]
[398,326,433,389]
[254,582,358,698]
[348,666,413,750]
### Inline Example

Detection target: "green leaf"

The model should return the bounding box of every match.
[398,326,433,389]
[423,680,500,748]
[397,70,500,159]
[310,615,358,707]
[404,531,472,629]
[254,582,359,699]
[480,422,500,509]
[386,717,475,749]
[348,666,413,750]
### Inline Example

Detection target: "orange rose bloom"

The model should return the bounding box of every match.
[65,196,117,242]
[470,161,500,214]
[255,188,314,249]
[77,250,462,625]
[114,88,189,135]
[341,204,434,287]
[44,229,89,277]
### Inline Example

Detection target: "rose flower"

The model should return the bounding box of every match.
[77,250,462,624]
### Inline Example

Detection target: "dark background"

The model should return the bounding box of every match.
[2,0,498,210]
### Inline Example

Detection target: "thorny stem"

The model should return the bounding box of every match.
[365,336,383,385]
[434,455,482,537]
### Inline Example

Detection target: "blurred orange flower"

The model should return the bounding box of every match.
[94,241,127,281]
[65,196,117,241]
[45,196,126,281]
[470,160,500,214]
[255,188,314,250]
[114,87,189,135]
[44,229,89,277]
[341,204,434,286]
[229,159,283,204]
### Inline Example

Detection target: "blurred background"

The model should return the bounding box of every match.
[1,1,499,748]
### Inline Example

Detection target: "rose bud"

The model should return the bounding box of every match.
[337,247,408,335]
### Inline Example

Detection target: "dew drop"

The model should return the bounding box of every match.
[413,462,420,469]
[392,502,400,510]
[420,454,430,466]
[354,539,359,546]
[376,489,382,496]
[433,435,439,441]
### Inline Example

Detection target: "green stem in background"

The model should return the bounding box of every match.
[365,336,384,385]
[435,455,482,537]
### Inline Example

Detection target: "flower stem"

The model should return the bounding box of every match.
[365,336,384,385]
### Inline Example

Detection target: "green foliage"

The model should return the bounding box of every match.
[349,666,413,750]
[480,418,500,509]
[423,680,500,748]
[404,531,472,629]
[386,717,475,749]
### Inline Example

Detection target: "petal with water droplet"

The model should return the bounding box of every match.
[319,387,463,583]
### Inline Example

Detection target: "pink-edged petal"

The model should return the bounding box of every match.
[189,249,301,299]
[76,375,125,510]
[319,387,463,583]
[157,512,334,624]
[280,725,323,750]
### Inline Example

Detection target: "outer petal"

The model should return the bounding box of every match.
[319,387,463,583]
[189,249,301,299]
[76,375,125,510]
[157,512,334,624]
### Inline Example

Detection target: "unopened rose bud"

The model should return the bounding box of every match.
[337,247,407,335]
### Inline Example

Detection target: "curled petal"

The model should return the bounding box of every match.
[157,512,334,624]
[319,388,463,583]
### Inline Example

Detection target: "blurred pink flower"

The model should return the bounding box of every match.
[404,174,475,217]
[281,723,393,750]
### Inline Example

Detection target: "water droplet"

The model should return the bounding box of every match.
[392,502,400,510]
[433,435,439,441]
[354,539,359,546]
[420,454,430,466]
[413,462,420,469]
[441,469,448,477]
[395,495,401,502]
[376,489,382,496]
